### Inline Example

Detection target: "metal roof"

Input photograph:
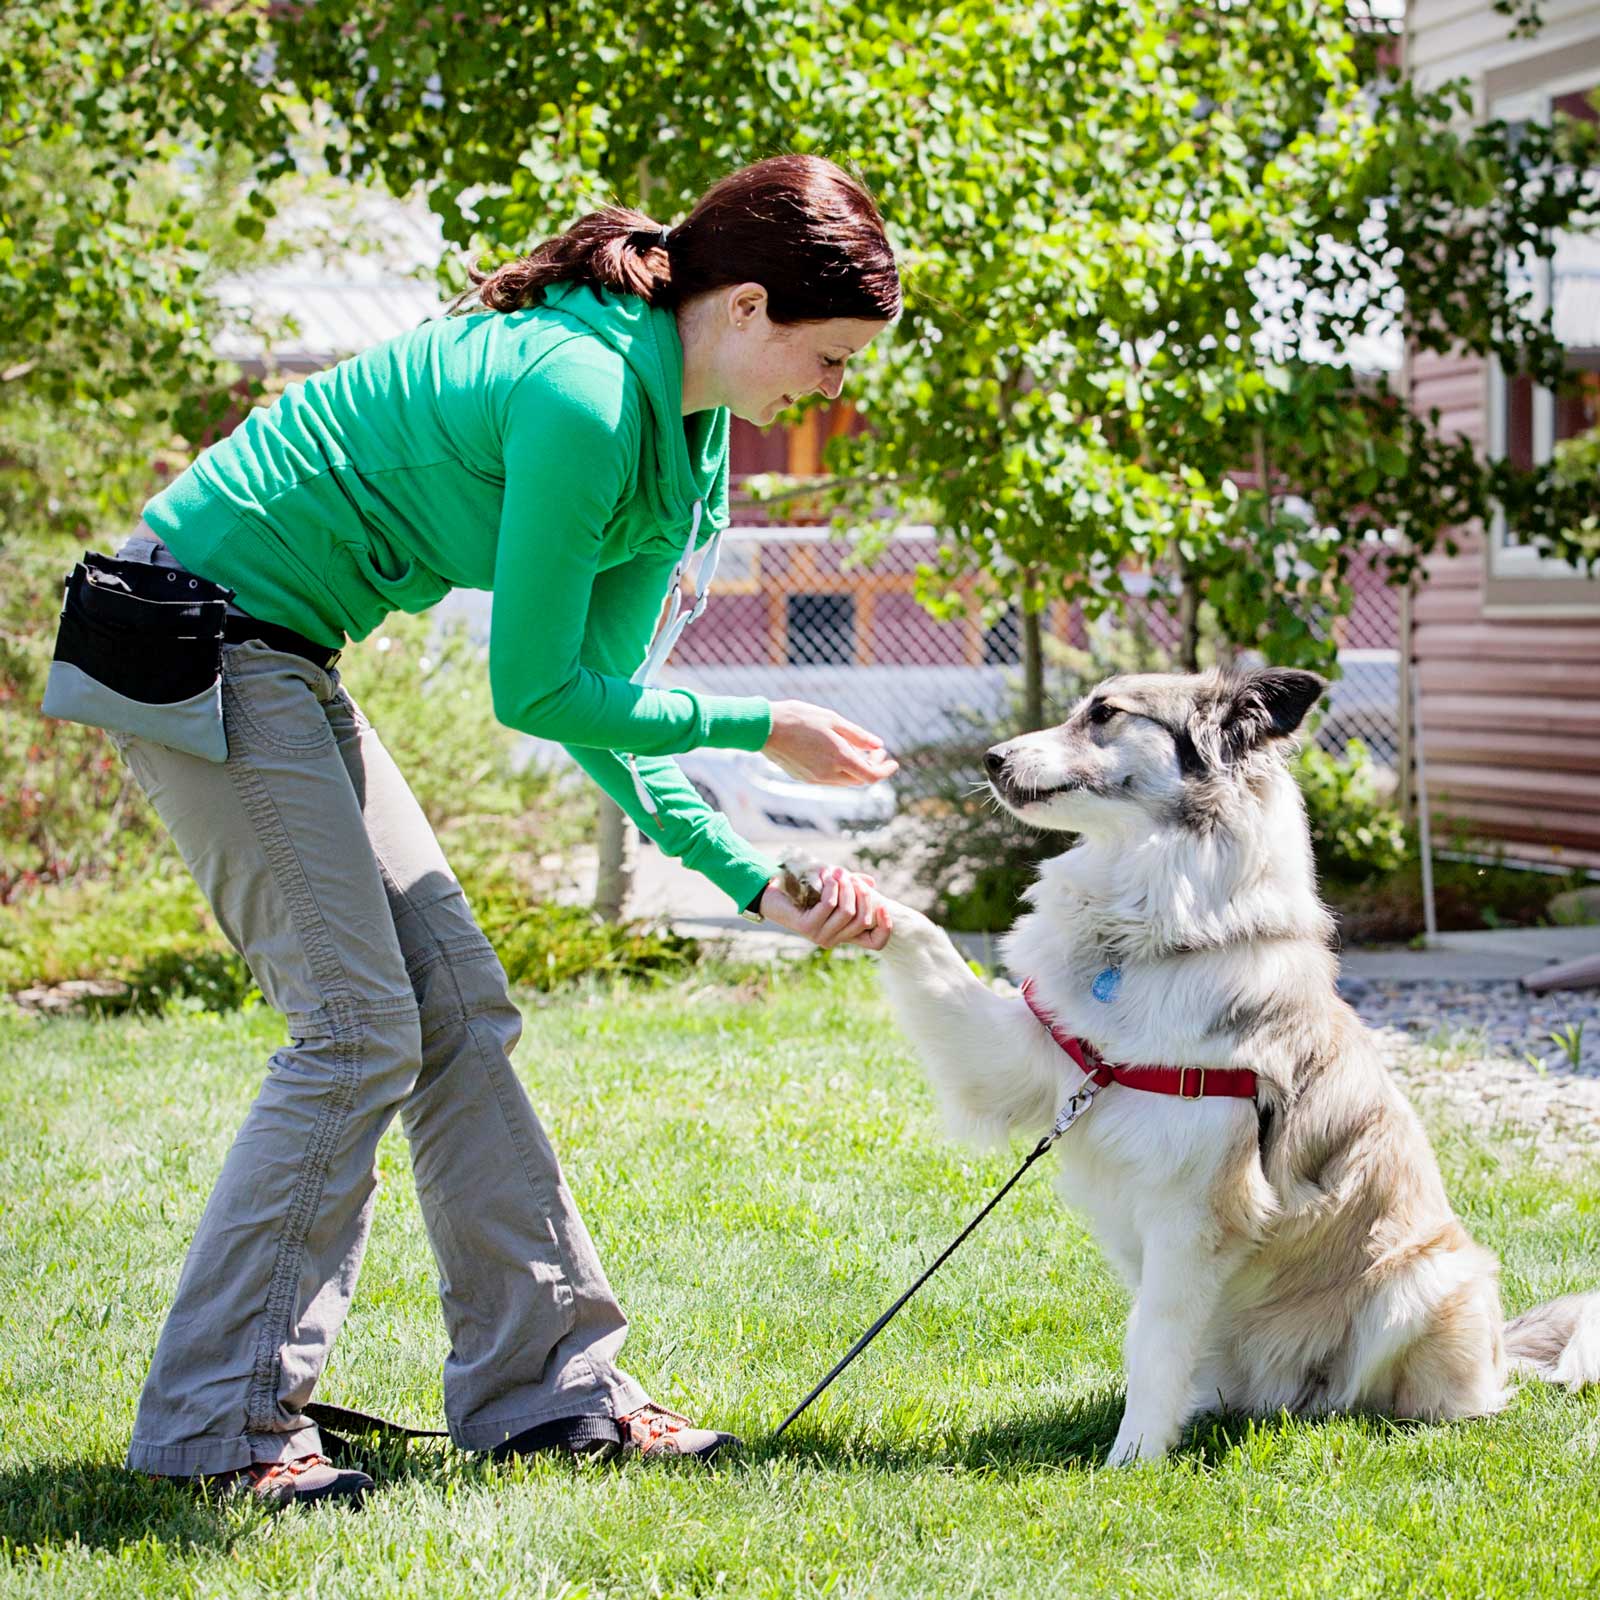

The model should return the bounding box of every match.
[210,193,454,371]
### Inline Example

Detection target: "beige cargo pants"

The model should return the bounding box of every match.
[117,537,647,1477]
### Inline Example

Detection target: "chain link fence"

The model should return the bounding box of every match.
[661,524,1401,840]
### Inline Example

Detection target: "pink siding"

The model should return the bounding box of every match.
[1410,349,1600,867]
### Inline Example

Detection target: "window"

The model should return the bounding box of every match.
[786,594,855,665]
[1486,75,1600,607]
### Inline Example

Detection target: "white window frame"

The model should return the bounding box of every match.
[1485,75,1600,589]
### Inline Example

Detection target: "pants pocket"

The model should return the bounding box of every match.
[222,642,338,756]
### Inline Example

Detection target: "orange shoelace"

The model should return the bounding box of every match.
[249,1453,328,1487]
[617,1405,691,1449]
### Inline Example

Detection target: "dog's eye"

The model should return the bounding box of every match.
[1088,701,1119,728]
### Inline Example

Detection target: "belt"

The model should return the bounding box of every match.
[224,614,343,671]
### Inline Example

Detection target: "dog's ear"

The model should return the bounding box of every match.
[1219,669,1326,757]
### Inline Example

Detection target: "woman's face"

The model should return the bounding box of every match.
[684,284,889,424]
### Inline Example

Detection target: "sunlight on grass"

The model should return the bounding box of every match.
[1,960,1597,1598]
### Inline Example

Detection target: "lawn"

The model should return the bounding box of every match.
[2,957,1597,1599]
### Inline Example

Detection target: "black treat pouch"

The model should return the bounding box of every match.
[41,552,236,763]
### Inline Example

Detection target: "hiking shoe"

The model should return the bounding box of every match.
[185,1453,372,1509]
[617,1403,741,1463]
[489,1413,622,1463]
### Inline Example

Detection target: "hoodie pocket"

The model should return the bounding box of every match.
[326,538,450,620]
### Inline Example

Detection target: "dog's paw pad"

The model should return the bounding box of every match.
[777,857,826,912]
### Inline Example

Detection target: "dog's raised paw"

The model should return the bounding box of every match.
[777,857,827,913]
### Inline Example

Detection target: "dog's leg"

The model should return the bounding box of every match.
[873,901,1067,1144]
[1109,1227,1229,1465]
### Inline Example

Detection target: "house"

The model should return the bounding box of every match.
[1404,0,1600,868]
[209,194,449,377]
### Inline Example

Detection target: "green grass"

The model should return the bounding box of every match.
[2,958,1598,1598]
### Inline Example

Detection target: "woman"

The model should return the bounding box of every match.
[110,154,901,1505]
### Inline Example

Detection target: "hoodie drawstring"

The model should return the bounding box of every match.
[624,500,721,817]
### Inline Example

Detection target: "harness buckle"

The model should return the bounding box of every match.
[1178,1066,1206,1100]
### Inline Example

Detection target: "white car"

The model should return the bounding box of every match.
[672,747,895,840]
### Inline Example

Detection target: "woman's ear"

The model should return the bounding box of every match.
[726,282,769,331]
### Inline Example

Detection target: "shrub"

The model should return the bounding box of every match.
[1291,737,1411,886]
[1321,839,1592,944]
[467,871,703,992]
[0,856,699,1013]
[0,866,252,1011]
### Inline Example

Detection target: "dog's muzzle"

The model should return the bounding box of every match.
[985,744,1079,810]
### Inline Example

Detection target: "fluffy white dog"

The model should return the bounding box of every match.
[801,667,1598,1465]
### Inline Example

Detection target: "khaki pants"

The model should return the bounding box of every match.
[117,544,646,1475]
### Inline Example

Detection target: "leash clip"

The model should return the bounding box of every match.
[1044,1078,1101,1147]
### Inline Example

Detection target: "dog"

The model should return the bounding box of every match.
[792,667,1600,1465]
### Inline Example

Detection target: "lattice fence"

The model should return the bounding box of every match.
[663,526,1402,788]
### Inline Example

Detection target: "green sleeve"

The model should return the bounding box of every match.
[488,361,770,756]
[567,746,779,911]
[565,548,779,911]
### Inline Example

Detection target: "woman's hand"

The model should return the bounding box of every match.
[763,701,899,787]
[759,865,892,951]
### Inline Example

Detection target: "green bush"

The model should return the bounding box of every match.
[0,856,699,1013]
[1322,840,1592,944]
[1292,737,1411,886]
[0,866,252,1011]
[468,871,703,992]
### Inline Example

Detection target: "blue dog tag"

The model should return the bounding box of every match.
[1091,965,1122,1003]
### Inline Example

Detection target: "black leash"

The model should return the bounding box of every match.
[298,1082,1104,1453]
[303,1400,449,1452]
[771,1077,1102,1441]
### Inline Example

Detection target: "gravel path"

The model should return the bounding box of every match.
[1341,978,1600,1165]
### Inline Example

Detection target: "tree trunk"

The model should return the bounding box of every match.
[1020,567,1045,731]
[593,796,636,923]
[1175,551,1201,673]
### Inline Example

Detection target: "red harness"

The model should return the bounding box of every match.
[1019,978,1258,1100]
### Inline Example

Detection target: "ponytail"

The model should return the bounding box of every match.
[464,206,672,312]
[460,155,900,325]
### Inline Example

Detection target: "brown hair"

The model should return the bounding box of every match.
[463,154,900,324]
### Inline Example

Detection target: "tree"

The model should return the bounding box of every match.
[261,0,1598,677]
[0,0,304,428]
[11,3,1595,685]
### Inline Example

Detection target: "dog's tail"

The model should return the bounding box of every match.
[1504,1291,1600,1391]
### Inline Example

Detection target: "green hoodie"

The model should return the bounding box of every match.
[142,283,779,909]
